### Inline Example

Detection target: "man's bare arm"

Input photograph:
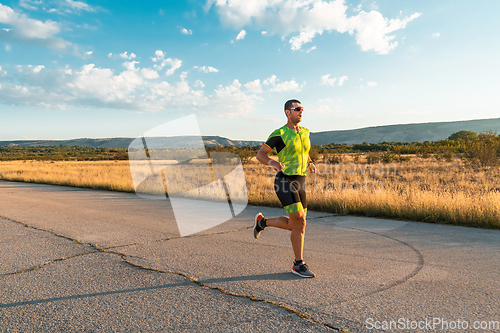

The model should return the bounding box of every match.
[256,145,284,172]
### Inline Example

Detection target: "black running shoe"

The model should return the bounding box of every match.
[291,262,316,278]
[254,212,266,239]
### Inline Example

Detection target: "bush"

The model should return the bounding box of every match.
[381,150,396,163]
[366,153,381,164]
[417,146,431,159]
[235,149,254,165]
[461,130,500,167]
[448,130,477,141]
[327,154,343,164]
[434,147,454,162]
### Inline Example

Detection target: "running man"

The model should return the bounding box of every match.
[254,99,317,278]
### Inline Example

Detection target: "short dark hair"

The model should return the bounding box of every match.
[284,99,301,112]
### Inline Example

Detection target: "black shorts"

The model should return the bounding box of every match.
[274,171,307,215]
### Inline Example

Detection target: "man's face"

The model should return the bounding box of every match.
[287,102,303,124]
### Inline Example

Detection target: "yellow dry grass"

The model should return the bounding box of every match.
[244,155,500,229]
[0,156,499,228]
[0,160,135,192]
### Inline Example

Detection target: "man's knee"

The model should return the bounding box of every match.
[289,212,306,230]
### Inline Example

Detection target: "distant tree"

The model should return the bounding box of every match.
[235,148,254,165]
[309,146,319,162]
[461,131,500,167]
[448,130,477,141]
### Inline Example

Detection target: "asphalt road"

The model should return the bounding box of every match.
[1,180,499,332]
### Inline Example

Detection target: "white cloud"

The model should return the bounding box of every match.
[194,80,205,88]
[351,11,421,54]
[151,50,182,76]
[164,59,182,76]
[211,79,257,118]
[180,27,193,35]
[19,0,38,10]
[15,64,46,74]
[66,0,96,12]
[33,65,45,73]
[122,61,139,71]
[321,74,348,86]
[338,75,348,86]
[431,32,440,38]
[367,81,377,87]
[290,29,319,51]
[263,75,301,92]
[236,29,247,40]
[85,50,93,55]
[108,53,112,58]
[153,50,164,60]
[19,0,100,13]
[0,58,203,111]
[261,30,268,35]
[244,79,263,93]
[0,53,305,120]
[305,46,316,53]
[321,74,336,86]
[0,4,59,39]
[194,66,219,73]
[119,52,136,60]
[209,0,421,54]
[0,3,74,51]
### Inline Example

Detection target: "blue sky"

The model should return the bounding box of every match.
[0,0,499,141]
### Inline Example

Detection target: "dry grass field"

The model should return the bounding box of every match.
[0,160,135,192]
[1,155,499,229]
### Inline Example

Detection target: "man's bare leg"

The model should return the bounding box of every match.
[265,216,291,230]
[266,210,306,261]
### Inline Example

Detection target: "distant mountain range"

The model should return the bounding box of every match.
[2,118,500,148]
[309,117,500,145]
[0,136,263,149]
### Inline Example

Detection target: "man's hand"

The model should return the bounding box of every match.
[308,162,316,174]
[269,159,284,172]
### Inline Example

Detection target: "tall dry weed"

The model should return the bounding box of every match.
[1,155,499,228]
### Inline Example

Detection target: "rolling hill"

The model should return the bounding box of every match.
[1,118,499,148]
[310,118,500,145]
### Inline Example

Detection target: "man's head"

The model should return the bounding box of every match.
[284,99,303,125]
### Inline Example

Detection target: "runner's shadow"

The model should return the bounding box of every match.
[0,282,188,309]
[200,272,303,283]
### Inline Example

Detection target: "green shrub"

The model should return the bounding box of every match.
[461,130,500,167]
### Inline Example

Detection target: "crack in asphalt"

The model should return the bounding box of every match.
[103,225,253,250]
[1,210,421,332]
[0,214,104,250]
[335,225,425,301]
[119,256,343,332]
[308,214,338,220]
[1,251,98,277]
[0,215,345,332]
[0,214,106,276]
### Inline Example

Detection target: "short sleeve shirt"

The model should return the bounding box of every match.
[264,125,311,176]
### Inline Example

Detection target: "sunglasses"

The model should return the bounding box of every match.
[289,106,304,112]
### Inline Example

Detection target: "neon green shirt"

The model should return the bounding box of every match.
[264,125,311,176]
